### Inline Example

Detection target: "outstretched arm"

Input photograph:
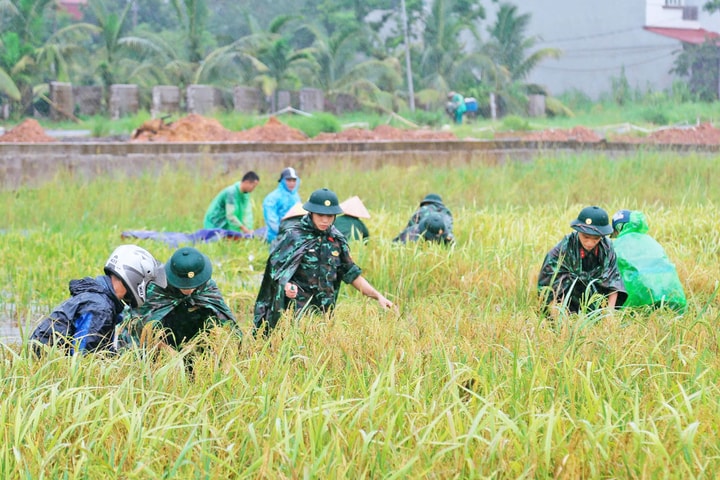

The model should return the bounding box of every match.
[351,276,395,309]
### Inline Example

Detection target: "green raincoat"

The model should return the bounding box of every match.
[613,211,686,312]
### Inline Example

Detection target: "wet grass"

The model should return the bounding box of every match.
[0,151,719,477]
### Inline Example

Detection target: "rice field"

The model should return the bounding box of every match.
[0,150,719,478]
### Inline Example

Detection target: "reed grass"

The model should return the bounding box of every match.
[0,150,719,478]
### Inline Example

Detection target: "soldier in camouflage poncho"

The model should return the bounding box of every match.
[538,206,627,315]
[119,247,239,351]
[253,188,394,336]
[394,193,454,243]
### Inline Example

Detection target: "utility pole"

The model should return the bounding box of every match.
[400,0,415,112]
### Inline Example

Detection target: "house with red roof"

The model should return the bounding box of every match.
[483,0,720,98]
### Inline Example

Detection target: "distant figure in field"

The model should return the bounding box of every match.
[335,196,371,242]
[263,167,301,244]
[611,209,686,312]
[446,91,467,124]
[204,171,260,233]
[538,206,627,316]
[30,245,165,354]
[394,193,454,244]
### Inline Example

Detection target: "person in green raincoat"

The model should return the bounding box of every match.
[538,206,627,316]
[119,247,239,356]
[611,209,686,312]
[203,171,260,233]
[253,188,394,337]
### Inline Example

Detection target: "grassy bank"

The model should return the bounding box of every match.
[1,151,719,478]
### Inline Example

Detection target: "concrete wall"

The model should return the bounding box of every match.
[151,86,182,118]
[187,85,221,115]
[49,82,74,121]
[73,86,103,116]
[109,84,139,119]
[0,141,698,190]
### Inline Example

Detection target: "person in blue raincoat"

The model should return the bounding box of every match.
[30,245,166,355]
[611,209,686,312]
[262,167,301,244]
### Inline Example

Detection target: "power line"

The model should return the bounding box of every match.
[535,27,642,45]
[535,52,677,72]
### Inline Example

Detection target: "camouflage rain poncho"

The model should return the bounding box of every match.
[394,203,454,243]
[253,214,361,334]
[538,232,627,313]
[119,279,238,349]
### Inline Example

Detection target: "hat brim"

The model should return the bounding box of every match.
[166,255,212,289]
[570,221,613,236]
[339,196,371,219]
[303,201,344,215]
[282,202,307,220]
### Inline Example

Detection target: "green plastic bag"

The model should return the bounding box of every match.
[613,211,686,312]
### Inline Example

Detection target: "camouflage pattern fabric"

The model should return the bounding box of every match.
[334,215,369,241]
[538,232,627,313]
[394,204,454,243]
[119,279,239,349]
[253,214,362,335]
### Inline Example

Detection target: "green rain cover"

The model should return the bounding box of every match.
[613,211,687,312]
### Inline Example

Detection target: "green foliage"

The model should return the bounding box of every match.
[640,108,670,126]
[500,114,531,131]
[283,112,341,137]
[671,40,720,102]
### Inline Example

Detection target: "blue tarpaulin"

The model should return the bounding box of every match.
[121,227,267,247]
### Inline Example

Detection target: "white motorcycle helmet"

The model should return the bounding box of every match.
[104,245,167,307]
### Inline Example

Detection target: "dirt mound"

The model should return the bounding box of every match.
[131,114,234,142]
[230,116,307,142]
[313,124,457,141]
[613,123,720,145]
[519,126,602,143]
[0,119,56,143]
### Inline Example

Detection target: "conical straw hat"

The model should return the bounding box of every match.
[339,196,371,219]
[282,202,307,220]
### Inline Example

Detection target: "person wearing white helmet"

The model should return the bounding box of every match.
[30,245,165,354]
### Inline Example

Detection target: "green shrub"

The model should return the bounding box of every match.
[501,114,531,131]
[284,112,341,138]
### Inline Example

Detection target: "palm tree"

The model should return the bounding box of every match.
[482,3,561,84]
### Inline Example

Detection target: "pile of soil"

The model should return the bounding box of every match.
[231,116,307,142]
[131,114,235,142]
[612,123,720,145]
[518,126,603,143]
[0,119,56,143]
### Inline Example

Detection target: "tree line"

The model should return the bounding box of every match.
[8,0,714,121]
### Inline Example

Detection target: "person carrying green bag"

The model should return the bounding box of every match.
[611,209,687,312]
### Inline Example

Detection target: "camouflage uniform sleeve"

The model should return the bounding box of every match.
[337,238,362,284]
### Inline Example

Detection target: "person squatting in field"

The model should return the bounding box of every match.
[610,209,686,312]
[203,171,260,233]
[538,206,627,316]
[118,247,240,374]
[30,245,166,354]
[394,193,454,244]
[119,246,239,351]
[253,188,394,336]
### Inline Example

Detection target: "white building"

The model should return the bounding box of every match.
[501,0,720,98]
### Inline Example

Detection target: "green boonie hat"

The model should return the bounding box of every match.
[420,193,444,206]
[166,247,212,289]
[419,213,447,242]
[303,188,344,215]
[570,206,613,236]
